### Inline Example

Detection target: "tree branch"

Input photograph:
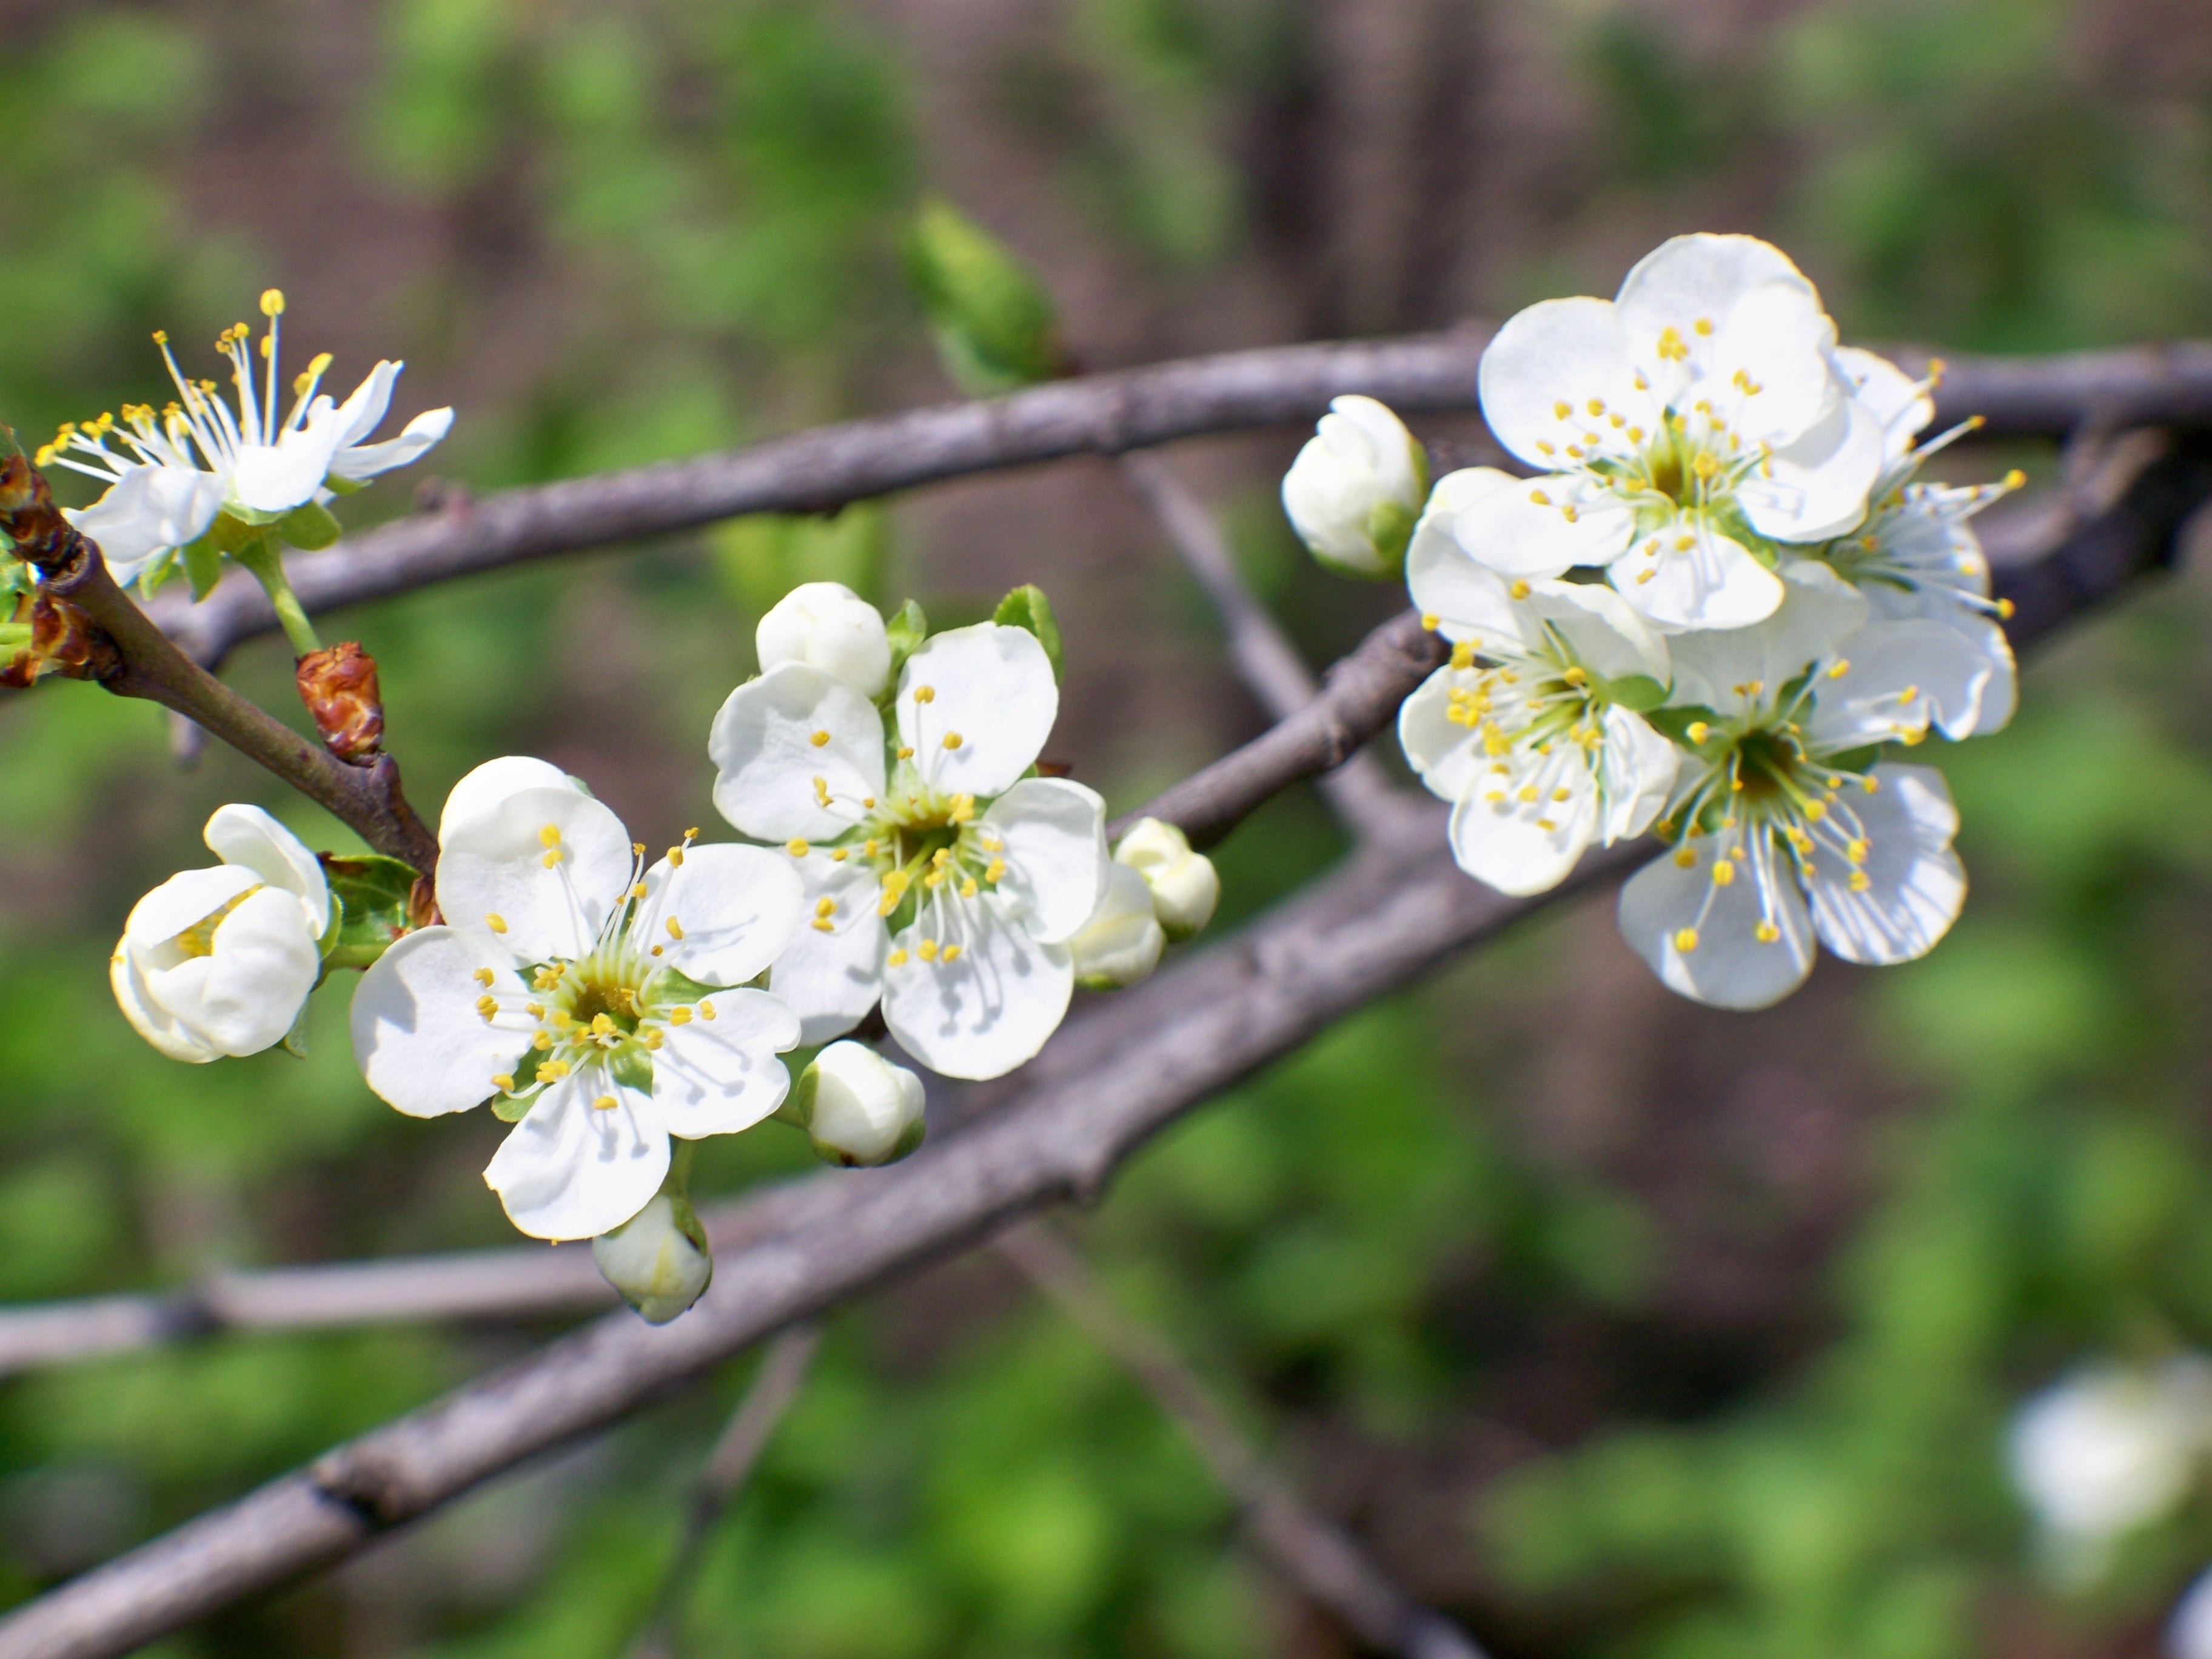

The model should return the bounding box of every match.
[2,405,2207,1659]
[141,332,2212,668]
[997,1220,1487,1659]
[1116,451,1417,843]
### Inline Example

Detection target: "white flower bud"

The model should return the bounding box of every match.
[756,581,892,699]
[793,1041,927,1167]
[111,805,330,1062]
[2171,1564,2212,1659]
[1281,395,1428,579]
[1113,816,1219,941]
[592,1192,713,1324]
[2010,1358,2212,1554]
[1069,863,1166,990]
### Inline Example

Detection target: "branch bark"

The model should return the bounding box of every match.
[997,1221,1487,1659]
[142,332,2212,668]
[1,409,2207,1659]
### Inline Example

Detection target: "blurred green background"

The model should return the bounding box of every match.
[5,1,2212,1654]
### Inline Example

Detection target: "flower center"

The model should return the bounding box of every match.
[172,887,259,959]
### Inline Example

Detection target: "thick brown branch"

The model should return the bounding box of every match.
[142,332,2212,668]
[1,435,2206,1659]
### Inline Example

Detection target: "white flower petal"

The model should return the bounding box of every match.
[1811,617,1999,748]
[327,361,400,449]
[1610,522,1785,631]
[1447,764,1596,896]
[1618,836,1815,1011]
[882,894,1073,1080]
[141,887,320,1056]
[438,756,584,845]
[350,927,533,1117]
[709,663,887,843]
[436,785,635,963]
[766,853,889,1044]
[1614,233,1818,405]
[1447,469,1635,577]
[1281,395,1425,574]
[327,407,454,481]
[898,624,1057,799]
[122,864,260,956]
[484,1069,669,1241]
[1068,863,1165,988]
[756,581,892,699]
[649,988,799,1138]
[981,777,1109,944]
[229,426,346,517]
[110,945,220,1064]
[1476,296,1650,469]
[1406,470,1543,648]
[1805,763,1965,967]
[203,803,329,935]
[1594,705,1679,844]
[1666,560,1866,711]
[1738,392,1885,543]
[1526,580,1672,684]
[1396,668,1486,801]
[65,464,224,580]
[643,843,804,988]
[1703,279,1840,443]
[1833,344,1933,469]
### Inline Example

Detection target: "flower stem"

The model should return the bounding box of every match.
[231,535,323,658]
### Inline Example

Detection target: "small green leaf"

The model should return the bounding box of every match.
[907,198,1066,396]
[323,474,366,496]
[993,584,1063,683]
[321,854,421,962]
[278,500,343,551]
[280,1006,310,1059]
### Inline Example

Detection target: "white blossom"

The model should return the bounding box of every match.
[591,1191,714,1324]
[756,580,893,699]
[1401,469,1678,896]
[2171,1564,2212,1659]
[350,757,805,1241]
[709,617,1109,1079]
[2009,1358,2212,1575]
[111,805,330,1062]
[1467,233,1885,631]
[1069,863,1167,989]
[40,289,451,586]
[1281,395,1429,578]
[1112,816,1219,941]
[1617,563,1968,1010]
[791,1041,928,1167]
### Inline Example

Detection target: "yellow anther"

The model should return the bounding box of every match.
[948,794,976,824]
[1826,659,1851,680]
[816,897,837,917]
[1754,921,1780,943]
[1421,612,1441,631]
[492,1074,515,1093]
[917,940,939,962]
[591,1013,615,1036]
[541,1060,571,1081]
[631,883,648,899]
[1561,505,1579,523]
[1529,490,1551,507]
[1552,787,1572,802]
[942,943,964,963]
[643,1028,664,1050]
[897,746,915,760]
[2003,468,2026,489]
[1711,860,1735,886]
[809,729,831,748]
[1553,400,1571,419]
[1636,569,1656,584]
[1686,722,1710,745]
[476,996,498,1021]
[913,685,936,703]
[787,838,809,857]
[474,967,496,987]
[260,288,285,317]
[1996,597,2016,620]
[1516,785,1538,804]
[863,839,879,856]
[960,877,979,898]
[1509,579,1531,600]
[1674,846,1698,868]
[538,823,563,849]
[887,948,910,967]
[1562,666,1588,688]
[812,918,835,933]
[669,1006,692,1025]
[1692,316,1712,336]
[1586,398,1604,416]
[541,850,563,869]
[942,732,964,750]
[1849,870,1871,893]
[985,858,1006,883]
[485,913,508,934]
[1656,326,1687,362]
[526,1002,545,1018]
[532,1031,553,1051]
[685,828,699,839]
[666,917,684,940]
[593,1096,617,1111]
[668,846,685,867]
[1691,452,1719,480]
[1803,799,1827,822]
[1674,928,1699,952]
[1450,642,1476,671]
[632,842,646,857]
[931,847,952,868]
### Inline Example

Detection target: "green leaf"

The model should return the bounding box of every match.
[992,584,1063,683]
[277,500,343,551]
[323,474,367,497]
[321,854,421,963]
[1601,674,1669,713]
[907,198,1066,396]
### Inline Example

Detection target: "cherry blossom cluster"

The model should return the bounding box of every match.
[1283,233,2020,1010]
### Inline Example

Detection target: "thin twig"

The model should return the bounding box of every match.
[138,332,2212,668]
[996,1221,1486,1659]
[1118,451,1416,843]
[2,420,2208,1659]
[625,1325,822,1659]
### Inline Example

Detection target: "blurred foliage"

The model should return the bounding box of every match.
[2,2,2212,1657]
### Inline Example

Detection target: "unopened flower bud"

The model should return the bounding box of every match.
[790,1041,927,1167]
[592,1191,713,1324]
[1113,817,1219,940]
[2009,1356,2212,1560]
[1281,395,1427,580]
[1069,863,1165,990]
[295,641,384,760]
[756,581,892,699]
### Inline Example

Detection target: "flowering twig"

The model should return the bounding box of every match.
[623,1326,822,1659]
[2,375,2208,1659]
[0,454,439,873]
[1117,451,1418,843]
[996,1220,1487,1659]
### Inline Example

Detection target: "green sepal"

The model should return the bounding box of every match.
[1600,674,1669,714]
[280,1005,310,1059]
[610,1047,655,1094]
[323,474,367,496]
[1645,703,1722,749]
[321,854,421,965]
[491,1090,534,1123]
[643,965,726,1008]
[1821,745,1883,776]
[278,500,343,551]
[883,598,928,694]
[907,198,1066,396]
[135,548,181,598]
[780,1054,820,1131]
[181,532,226,602]
[1359,498,1416,580]
[493,1043,550,1117]
[992,584,1063,682]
